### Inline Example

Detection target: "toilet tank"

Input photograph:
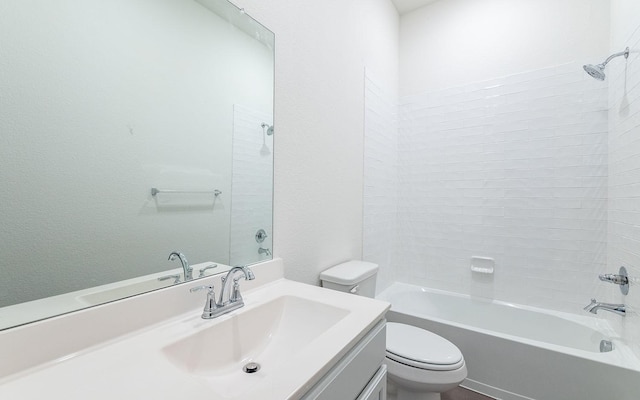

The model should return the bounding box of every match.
[320,260,379,298]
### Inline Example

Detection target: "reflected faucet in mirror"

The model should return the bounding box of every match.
[199,263,218,278]
[158,274,182,284]
[258,248,272,256]
[169,252,192,281]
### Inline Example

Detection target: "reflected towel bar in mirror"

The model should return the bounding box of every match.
[151,188,222,197]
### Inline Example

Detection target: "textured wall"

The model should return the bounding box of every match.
[396,64,608,314]
[399,0,610,95]
[607,0,640,360]
[370,0,612,315]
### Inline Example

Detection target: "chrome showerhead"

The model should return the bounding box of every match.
[583,47,630,81]
[583,64,606,81]
[261,122,274,136]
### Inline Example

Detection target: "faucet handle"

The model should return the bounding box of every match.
[599,274,628,285]
[190,285,218,319]
[598,267,630,295]
[199,263,218,277]
[190,285,215,295]
[158,274,181,284]
[230,278,244,303]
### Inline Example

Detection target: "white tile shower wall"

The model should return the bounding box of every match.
[364,75,398,294]
[230,105,273,265]
[397,63,609,314]
[607,3,640,359]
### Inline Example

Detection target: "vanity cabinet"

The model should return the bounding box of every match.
[357,364,387,400]
[301,320,387,400]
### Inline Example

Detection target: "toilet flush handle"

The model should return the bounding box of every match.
[349,285,359,294]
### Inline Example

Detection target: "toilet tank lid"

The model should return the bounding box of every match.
[320,260,379,285]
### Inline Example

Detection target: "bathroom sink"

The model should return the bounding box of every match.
[0,267,390,400]
[162,295,350,375]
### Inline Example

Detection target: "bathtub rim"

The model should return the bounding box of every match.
[377,281,640,372]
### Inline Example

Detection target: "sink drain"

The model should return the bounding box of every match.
[243,362,260,373]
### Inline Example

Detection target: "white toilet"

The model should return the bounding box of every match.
[320,261,467,400]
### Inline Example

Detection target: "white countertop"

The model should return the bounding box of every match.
[0,265,389,400]
[0,261,226,330]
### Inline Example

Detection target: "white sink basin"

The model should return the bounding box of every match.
[162,295,350,375]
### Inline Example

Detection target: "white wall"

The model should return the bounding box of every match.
[396,65,609,313]
[364,74,398,293]
[234,0,399,284]
[0,0,273,305]
[400,0,610,95]
[607,0,640,360]
[361,0,614,314]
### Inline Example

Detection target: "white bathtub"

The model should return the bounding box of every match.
[377,282,640,400]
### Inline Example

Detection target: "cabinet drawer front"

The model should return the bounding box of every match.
[357,364,387,400]
[301,320,386,400]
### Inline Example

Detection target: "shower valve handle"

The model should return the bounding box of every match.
[598,267,630,295]
[599,274,628,286]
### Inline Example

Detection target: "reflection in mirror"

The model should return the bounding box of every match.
[0,0,274,330]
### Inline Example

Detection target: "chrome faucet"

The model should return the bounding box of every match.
[258,247,272,256]
[190,265,255,319]
[218,266,255,306]
[169,251,192,281]
[598,267,630,295]
[584,298,626,316]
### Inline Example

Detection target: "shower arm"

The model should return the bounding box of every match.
[601,47,630,67]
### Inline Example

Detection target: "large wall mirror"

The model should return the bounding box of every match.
[0,0,274,330]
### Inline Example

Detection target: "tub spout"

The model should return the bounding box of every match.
[583,298,626,317]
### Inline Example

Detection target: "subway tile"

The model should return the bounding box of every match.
[364,59,640,337]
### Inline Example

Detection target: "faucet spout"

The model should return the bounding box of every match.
[169,251,192,281]
[584,298,626,316]
[219,266,255,306]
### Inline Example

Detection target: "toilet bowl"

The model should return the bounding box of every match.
[386,322,467,400]
[320,261,467,400]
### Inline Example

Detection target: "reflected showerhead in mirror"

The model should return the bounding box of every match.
[260,122,273,155]
[583,47,630,80]
[261,122,274,136]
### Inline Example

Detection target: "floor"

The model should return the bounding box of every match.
[441,387,496,400]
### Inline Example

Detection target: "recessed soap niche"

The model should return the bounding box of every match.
[470,257,495,275]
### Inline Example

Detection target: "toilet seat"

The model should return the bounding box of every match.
[386,322,464,371]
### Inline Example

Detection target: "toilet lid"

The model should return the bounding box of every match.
[386,322,464,371]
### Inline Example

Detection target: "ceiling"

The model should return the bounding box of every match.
[391,0,440,15]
